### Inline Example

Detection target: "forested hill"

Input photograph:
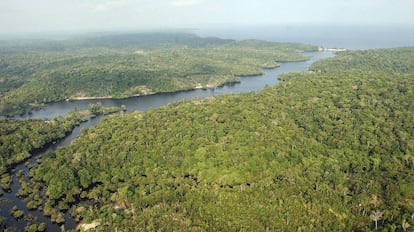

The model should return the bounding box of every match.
[0,32,233,52]
[310,47,414,74]
[0,32,317,116]
[31,48,414,231]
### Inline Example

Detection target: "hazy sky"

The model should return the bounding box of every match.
[1,0,414,34]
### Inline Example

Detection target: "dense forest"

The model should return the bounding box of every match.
[0,101,125,178]
[309,48,414,74]
[0,111,85,229]
[0,33,317,116]
[19,48,413,231]
[0,112,85,177]
[0,104,126,231]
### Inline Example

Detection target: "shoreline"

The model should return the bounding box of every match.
[318,47,347,52]
[68,96,114,101]
[1,51,330,117]
[65,80,243,102]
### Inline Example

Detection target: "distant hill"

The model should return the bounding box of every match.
[32,47,414,231]
[0,32,317,116]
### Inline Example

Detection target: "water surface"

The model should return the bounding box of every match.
[0,51,334,231]
[14,51,334,120]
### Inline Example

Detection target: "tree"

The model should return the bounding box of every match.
[370,210,383,230]
[402,219,410,231]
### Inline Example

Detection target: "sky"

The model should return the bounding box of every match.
[1,0,414,35]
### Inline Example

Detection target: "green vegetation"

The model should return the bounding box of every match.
[30,48,414,231]
[24,223,46,232]
[0,32,317,116]
[0,110,96,230]
[0,111,85,176]
[10,206,24,219]
[0,173,12,191]
[310,47,414,74]
[88,102,126,116]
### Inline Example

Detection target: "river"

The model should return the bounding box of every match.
[12,51,334,120]
[0,116,104,231]
[0,51,334,231]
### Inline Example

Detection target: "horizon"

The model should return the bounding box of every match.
[1,22,414,36]
[1,0,414,35]
[1,23,414,50]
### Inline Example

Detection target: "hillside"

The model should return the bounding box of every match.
[27,48,414,231]
[0,33,317,116]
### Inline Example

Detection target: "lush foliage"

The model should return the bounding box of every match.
[30,48,414,231]
[310,47,414,74]
[0,112,88,231]
[88,102,126,116]
[0,33,317,116]
[0,112,85,176]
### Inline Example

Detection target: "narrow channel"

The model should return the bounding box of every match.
[0,51,334,231]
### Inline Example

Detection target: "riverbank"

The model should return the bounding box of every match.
[4,51,334,120]
[57,80,243,103]
[0,113,87,231]
[318,47,347,52]
[0,105,127,231]
[0,51,335,231]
